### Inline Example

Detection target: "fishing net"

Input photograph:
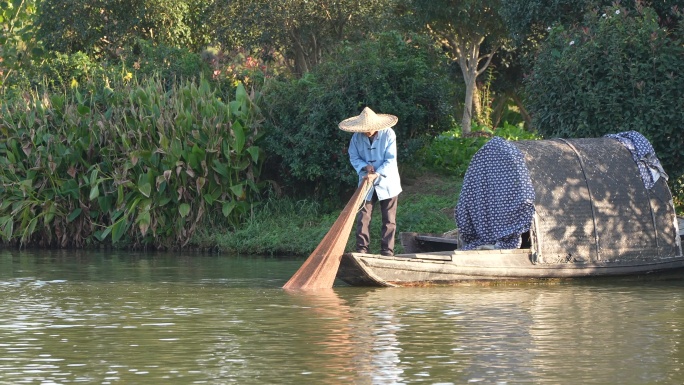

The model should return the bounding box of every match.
[283,174,377,290]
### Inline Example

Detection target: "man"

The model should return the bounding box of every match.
[338,107,402,256]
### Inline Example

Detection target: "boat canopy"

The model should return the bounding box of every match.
[456,132,682,264]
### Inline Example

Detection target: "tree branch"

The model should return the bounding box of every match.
[476,45,499,77]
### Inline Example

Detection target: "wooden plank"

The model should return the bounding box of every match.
[453,248,532,256]
[414,253,453,261]
[415,235,459,244]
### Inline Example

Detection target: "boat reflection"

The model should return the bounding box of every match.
[288,284,684,384]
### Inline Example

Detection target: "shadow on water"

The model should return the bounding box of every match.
[0,248,303,287]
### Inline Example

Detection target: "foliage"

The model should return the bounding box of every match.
[32,52,108,91]
[121,39,209,84]
[394,0,509,134]
[34,0,210,57]
[0,0,44,92]
[203,46,290,102]
[3,41,210,99]
[498,1,683,133]
[0,76,265,249]
[211,0,394,77]
[500,0,683,42]
[398,0,508,45]
[196,197,327,255]
[500,0,595,43]
[395,187,461,236]
[417,122,541,176]
[260,31,457,202]
[675,175,684,212]
[196,172,463,256]
[525,4,684,206]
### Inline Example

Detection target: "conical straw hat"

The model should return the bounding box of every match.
[338,107,398,133]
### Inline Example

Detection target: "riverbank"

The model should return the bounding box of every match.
[192,167,463,257]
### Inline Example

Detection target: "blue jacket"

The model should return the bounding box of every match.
[348,128,402,201]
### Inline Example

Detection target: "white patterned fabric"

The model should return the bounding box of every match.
[605,131,668,189]
[455,137,536,250]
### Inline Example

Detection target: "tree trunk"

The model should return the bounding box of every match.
[472,82,484,126]
[491,94,507,128]
[292,44,309,77]
[512,94,533,130]
[455,36,491,136]
[289,27,310,78]
[434,30,497,136]
[461,71,477,135]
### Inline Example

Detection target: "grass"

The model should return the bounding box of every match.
[191,166,463,257]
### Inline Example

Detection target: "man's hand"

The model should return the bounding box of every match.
[366,172,379,183]
[365,165,375,173]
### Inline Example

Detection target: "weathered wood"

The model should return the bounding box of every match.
[400,232,459,253]
[337,249,684,287]
[416,234,459,244]
[338,137,684,287]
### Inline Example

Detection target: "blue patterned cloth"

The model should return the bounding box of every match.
[605,131,668,189]
[455,137,536,250]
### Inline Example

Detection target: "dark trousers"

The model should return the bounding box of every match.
[355,193,398,254]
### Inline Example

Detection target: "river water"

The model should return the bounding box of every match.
[1,250,683,385]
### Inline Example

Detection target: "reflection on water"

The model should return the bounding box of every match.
[0,250,683,384]
[347,286,684,384]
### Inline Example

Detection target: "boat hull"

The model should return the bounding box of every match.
[337,249,684,287]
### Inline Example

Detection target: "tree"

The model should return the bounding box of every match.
[495,0,684,132]
[260,32,456,199]
[500,0,683,42]
[525,4,684,205]
[0,0,43,91]
[212,0,393,77]
[396,0,508,134]
[34,0,209,57]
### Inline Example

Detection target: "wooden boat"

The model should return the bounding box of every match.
[337,137,684,287]
[337,233,684,287]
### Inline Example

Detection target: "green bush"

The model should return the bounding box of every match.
[122,39,208,84]
[36,52,109,90]
[204,46,290,104]
[4,44,208,101]
[525,5,684,208]
[35,0,200,57]
[417,122,541,176]
[260,31,457,203]
[0,76,265,249]
[0,0,43,93]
